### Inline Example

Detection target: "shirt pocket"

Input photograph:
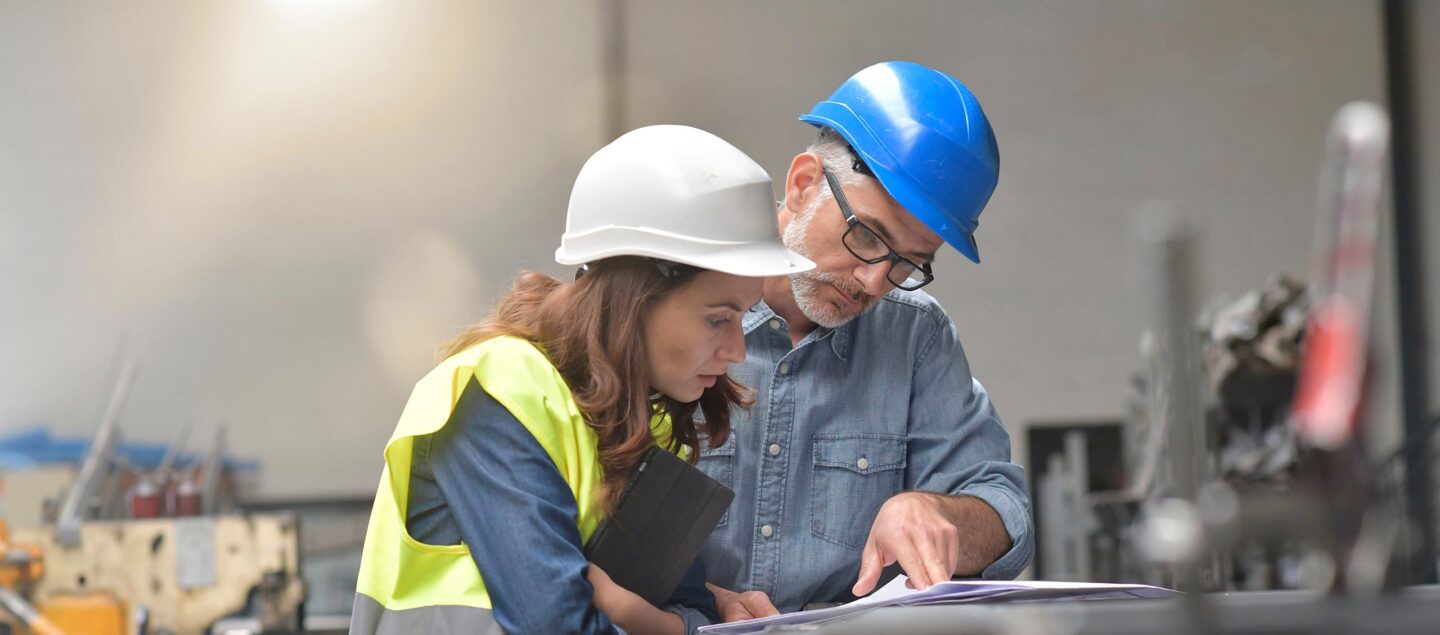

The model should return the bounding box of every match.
[697,433,736,527]
[810,433,907,549]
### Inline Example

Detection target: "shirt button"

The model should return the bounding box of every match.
[760,524,774,538]
[778,362,791,375]
[768,319,782,330]
[768,443,781,457]
[857,457,870,471]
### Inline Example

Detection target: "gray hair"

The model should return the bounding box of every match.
[805,127,873,203]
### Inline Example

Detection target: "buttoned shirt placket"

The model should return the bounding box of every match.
[743,308,836,595]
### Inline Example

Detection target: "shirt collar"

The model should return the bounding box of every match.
[742,300,775,333]
[745,300,853,361]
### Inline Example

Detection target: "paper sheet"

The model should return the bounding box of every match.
[697,576,1177,634]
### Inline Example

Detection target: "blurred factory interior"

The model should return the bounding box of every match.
[2,1,1438,633]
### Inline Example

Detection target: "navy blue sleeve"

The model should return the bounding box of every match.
[427,379,620,635]
[663,557,719,632]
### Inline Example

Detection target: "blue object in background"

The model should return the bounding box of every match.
[0,424,258,472]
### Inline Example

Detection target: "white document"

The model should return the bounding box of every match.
[697,576,1177,634]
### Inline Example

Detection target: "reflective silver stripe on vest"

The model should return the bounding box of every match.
[350,593,504,635]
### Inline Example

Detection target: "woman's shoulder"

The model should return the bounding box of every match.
[448,335,547,366]
[474,334,545,357]
[448,336,567,392]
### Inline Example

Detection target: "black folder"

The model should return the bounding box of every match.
[583,445,734,607]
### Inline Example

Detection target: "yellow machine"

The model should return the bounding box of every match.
[3,517,78,635]
[3,515,303,635]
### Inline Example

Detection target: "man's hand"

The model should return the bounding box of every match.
[707,582,779,622]
[851,492,1009,597]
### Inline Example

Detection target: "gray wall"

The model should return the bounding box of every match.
[0,1,1404,500]
[1,0,608,499]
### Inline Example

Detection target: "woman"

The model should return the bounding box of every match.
[351,126,814,635]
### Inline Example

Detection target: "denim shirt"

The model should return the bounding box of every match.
[697,290,1034,612]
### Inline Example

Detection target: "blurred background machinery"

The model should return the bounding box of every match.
[1026,7,1439,620]
[0,363,312,635]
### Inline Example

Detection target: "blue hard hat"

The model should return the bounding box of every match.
[800,61,999,263]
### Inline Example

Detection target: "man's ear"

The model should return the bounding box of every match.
[782,152,825,218]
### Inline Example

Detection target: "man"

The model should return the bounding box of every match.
[699,61,1034,621]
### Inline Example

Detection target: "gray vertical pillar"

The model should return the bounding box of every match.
[1383,0,1436,585]
[1138,204,1205,504]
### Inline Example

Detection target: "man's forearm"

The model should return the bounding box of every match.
[935,493,1011,576]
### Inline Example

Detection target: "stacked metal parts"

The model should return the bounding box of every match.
[1199,276,1310,590]
[1204,275,1307,486]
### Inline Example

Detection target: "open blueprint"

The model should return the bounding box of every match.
[697,575,1177,634]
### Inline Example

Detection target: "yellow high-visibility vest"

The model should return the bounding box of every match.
[350,336,674,634]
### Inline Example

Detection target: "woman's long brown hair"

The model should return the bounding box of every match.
[440,257,748,516]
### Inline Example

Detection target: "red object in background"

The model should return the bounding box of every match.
[1291,298,1364,449]
[128,477,162,519]
[173,478,201,516]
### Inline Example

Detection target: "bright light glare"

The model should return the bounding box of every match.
[268,0,373,22]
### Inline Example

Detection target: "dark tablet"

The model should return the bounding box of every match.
[583,445,735,607]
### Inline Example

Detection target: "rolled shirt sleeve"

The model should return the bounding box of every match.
[662,557,718,634]
[906,317,1034,579]
[700,293,1033,611]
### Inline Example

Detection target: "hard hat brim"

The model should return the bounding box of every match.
[556,226,816,277]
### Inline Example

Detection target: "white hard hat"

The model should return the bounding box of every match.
[556,125,815,277]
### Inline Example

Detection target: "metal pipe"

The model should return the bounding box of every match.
[0,588,67,635]
[55,359,136,546]
[200,424,228,515]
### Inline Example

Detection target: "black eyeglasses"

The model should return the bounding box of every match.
[822,168,934,291]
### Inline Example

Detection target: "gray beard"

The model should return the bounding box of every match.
[782,200,874,329]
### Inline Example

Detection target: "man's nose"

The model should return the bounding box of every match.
[854,260,892,297]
